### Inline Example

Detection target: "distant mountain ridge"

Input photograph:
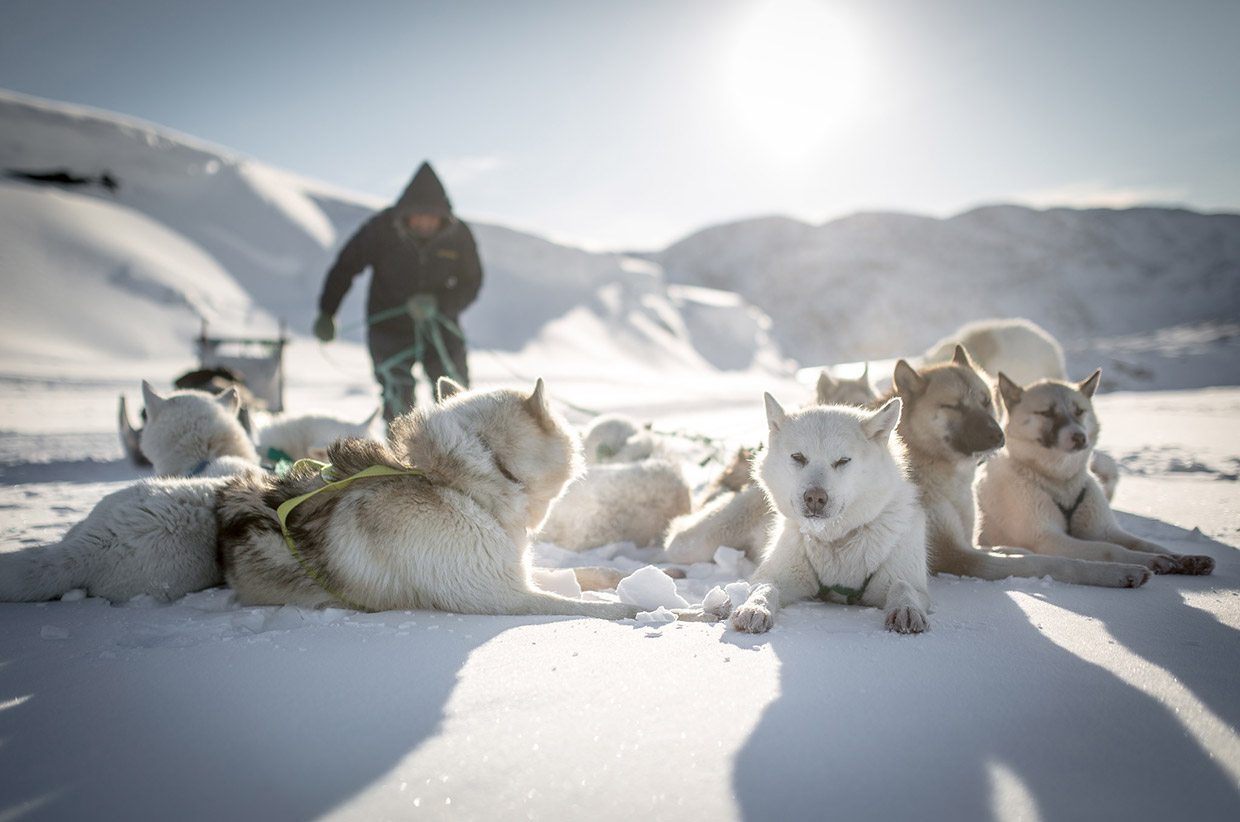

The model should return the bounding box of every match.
[657,204,1240,365]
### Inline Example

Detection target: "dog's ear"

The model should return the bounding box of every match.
[525,378,557,432]
[215,387,241,417]
[860,362,870,381]
[952,344,977,371]
[437,377,466,400]
[1078,368,1102,399]
[815,370,836,404]
[862,397,902,443]
[892,359,927,399]
[996,372,1024,410]
[141,380,167,421]
[763,392,787,434]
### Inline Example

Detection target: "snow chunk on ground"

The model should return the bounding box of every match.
[616,564,690,609]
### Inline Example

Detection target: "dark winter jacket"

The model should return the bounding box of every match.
[317,163,483,332]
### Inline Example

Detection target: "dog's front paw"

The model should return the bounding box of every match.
[885,606,928,634]
[731,604,774,634]
[1171,554,1215,575]
[1121,566,1152,588]
[1147,554,1179,575]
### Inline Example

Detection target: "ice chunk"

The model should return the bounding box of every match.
[616,565,689,610]
[40,625,69,640]
[725,581,752,607]
[636,606,678,625]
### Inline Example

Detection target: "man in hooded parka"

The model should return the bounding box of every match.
[313,161,483,421]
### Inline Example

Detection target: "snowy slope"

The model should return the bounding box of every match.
[658,205,1240,372]
[0,89,785,375]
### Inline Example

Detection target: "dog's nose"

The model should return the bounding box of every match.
[1071,431,1087,450]
[803,487,828,515]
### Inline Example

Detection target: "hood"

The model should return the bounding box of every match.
[395,162,453,217]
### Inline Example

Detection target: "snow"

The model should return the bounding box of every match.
[1,89,1239,821]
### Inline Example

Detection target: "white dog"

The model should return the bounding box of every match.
[713,395,930,634]
[536,458,692,551]
[0,382,260,602]
[138,381,259,476]
[581,413,665,464]
[216,378,703,618]
[251,407,381,463]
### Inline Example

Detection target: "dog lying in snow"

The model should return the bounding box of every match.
[535,458,692,552]
[0,382,260,602]
[216,378,708,619]
[250,407,382,463]
[709,395,930,634]
[975,370,1214,577]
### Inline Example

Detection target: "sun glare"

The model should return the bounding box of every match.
[721,0,870,160]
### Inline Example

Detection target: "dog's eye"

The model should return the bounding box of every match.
[791,452,808,466]
[981,394,992,408]
[1036,409,1056,418]
[1072,405,1086,418]
[833,457,851,469]
[939,404,959,412]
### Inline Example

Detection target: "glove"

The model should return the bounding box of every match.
[406,293,438,322]
[313,314,336,342]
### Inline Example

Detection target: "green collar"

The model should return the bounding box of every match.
[276,459,428,611]
[818,571,876,606]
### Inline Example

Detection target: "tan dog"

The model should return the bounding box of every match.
[217,378,686,617]
[975,371,1214,576]
[894,347,1151,587]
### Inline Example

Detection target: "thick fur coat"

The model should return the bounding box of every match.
[975,370,1213,576]
[216,379,655,618]
[0,382,259,602]
[893,348,1150,588]
[712,395,930,634]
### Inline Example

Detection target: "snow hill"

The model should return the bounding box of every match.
[657,206,1240,378]
[0,89,785,377]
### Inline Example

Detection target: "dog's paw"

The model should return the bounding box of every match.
[731,604,774,634]
[1147,554,1179,575]
[885,606,928,634]
[1170,554,1215,576]
[1121,566,1152,588]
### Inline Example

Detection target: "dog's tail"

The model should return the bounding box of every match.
[0,538,94,602]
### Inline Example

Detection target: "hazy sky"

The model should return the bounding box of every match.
[2,0,1237,251]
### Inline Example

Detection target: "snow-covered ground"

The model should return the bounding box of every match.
[1,89,1239,821]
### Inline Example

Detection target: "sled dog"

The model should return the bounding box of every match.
[893,347,1149,587]
[581,413,664,464]
[136,381,260,477]
[920,318,1119,500]
[921,317,1067,387]
[712,395,930,634]
[663,483,771,565]
[252,407,382,462]
[0,383,260,602]
[816,363,878,407]
[536,458,692,552]
[975,371,1214,576]
[216,378,684,618]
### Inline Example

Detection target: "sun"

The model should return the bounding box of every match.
[720,0,870,160]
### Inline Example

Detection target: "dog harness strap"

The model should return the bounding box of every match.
[819,571,876,606]
[1056,487,1088,528]
[187,460,211,477]
[276,461,428,612]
